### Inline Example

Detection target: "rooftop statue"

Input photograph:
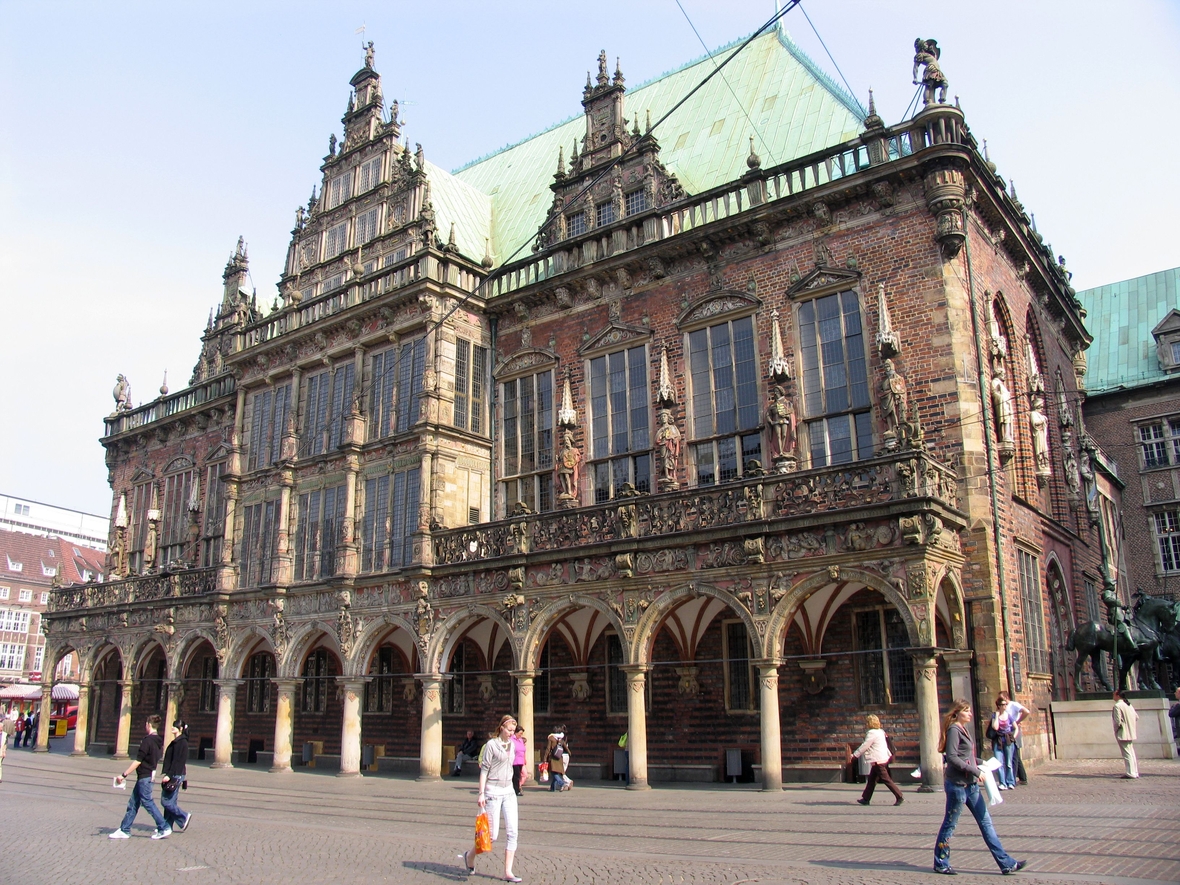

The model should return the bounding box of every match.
[112,374,132,413]
[364,40,375,69]
[912,38,948,106]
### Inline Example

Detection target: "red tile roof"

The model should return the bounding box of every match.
[0,529,106,588]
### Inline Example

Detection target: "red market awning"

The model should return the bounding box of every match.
[52,683,79,701]
[0,684,42,700]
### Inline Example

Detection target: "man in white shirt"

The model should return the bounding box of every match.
[1112,690,1140,779]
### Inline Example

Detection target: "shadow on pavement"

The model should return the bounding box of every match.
[400,860,471,882]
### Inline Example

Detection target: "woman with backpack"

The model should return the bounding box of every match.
[160,719,192,832]
[849,714,903,806]
[544,726,572,792]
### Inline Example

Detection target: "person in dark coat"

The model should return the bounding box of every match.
[933,700,1026,876]
[160,720,192,832]
[110,714,169,839]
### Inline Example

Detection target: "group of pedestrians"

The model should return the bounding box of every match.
[3,709,36,748]
[108,715,192,840]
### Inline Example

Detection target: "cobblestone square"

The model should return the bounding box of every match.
[4,743,1178,885]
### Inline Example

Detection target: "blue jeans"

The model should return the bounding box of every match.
[161,777,188,827]
[120,777,168,833]
[992,740,1016,788]
[934,781,1017,871]
[548,772,566,791]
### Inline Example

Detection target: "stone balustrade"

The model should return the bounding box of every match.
[433,448,960,567]
[49,567,217,613]
[103,376,236,438]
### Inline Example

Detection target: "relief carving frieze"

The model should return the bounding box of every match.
[474,570,510,595]
[635,548,689,575]
[573,557,613,583]
[528,562,566,587]
[435,574,473,598]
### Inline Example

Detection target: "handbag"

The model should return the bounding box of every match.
[474,812,493,854]
[538,762,549,783]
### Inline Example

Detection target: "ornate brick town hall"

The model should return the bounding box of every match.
[40,28,1105,789]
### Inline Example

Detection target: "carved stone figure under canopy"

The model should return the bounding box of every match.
[655,408,681,488]
[556,428,582,500]
[880,358,908,442]
[992,374,1014,446]
[765,385,796,460]
[912,38,948,105]
[1030,393,1051,483]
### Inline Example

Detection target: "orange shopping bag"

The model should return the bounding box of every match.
[474,812,493,854]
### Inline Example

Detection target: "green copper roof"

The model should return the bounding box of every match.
[453,27,865,266]
[423,160,492,263]
[1077,266,1180,394]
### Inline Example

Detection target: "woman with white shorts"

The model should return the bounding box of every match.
[461,714,522,882]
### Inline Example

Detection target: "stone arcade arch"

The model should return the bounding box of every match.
[520,595,629,778]
[84,644,126,756]
[624,584,761,790]
[32,642,80,754]
[412,605,518,781]
[766,566,946,791]
[349,615,422,770]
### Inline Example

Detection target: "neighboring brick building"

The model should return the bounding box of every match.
[42,29,1104,785]
[1079,267,1180,607]
[0,529,104,687]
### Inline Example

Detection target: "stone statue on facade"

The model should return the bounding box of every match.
[655,408,681,490]
[556,428,582,502]
[880,358,908,447]
[992,374,1014,447]
[765,385,797,467]
[912,38,948,105]
[1030,392,1051,483]
[112,375,132,413]
[364,41,375,69]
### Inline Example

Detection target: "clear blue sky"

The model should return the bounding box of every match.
[2,0,1178,517]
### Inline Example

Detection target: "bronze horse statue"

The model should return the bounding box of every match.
[1136,594,1180,690]
[1067,594,1164,691]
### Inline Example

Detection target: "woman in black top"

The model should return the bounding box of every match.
[161,719,192,832]
[933,700,1023,876]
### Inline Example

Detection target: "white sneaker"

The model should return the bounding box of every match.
[180,813,192,831]
[108,830,130,840]
[151,828,172,840]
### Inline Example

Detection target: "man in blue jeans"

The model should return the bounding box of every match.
[109,714,170,839]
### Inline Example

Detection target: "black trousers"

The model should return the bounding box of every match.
[862,762,904,803]
[511,763,523,794]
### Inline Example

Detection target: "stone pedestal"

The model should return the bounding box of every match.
[1051,697,1178,760]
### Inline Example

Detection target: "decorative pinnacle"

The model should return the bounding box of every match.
[646,109,652,134]
[159,371,169,396]
[613,57,624,87]
[556,145,565,177]
[747,135,761,170]
[862,87,884,130]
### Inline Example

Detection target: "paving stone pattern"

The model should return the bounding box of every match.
[3,745,1178,885]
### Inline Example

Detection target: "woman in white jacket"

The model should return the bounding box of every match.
[849,714,904,806]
